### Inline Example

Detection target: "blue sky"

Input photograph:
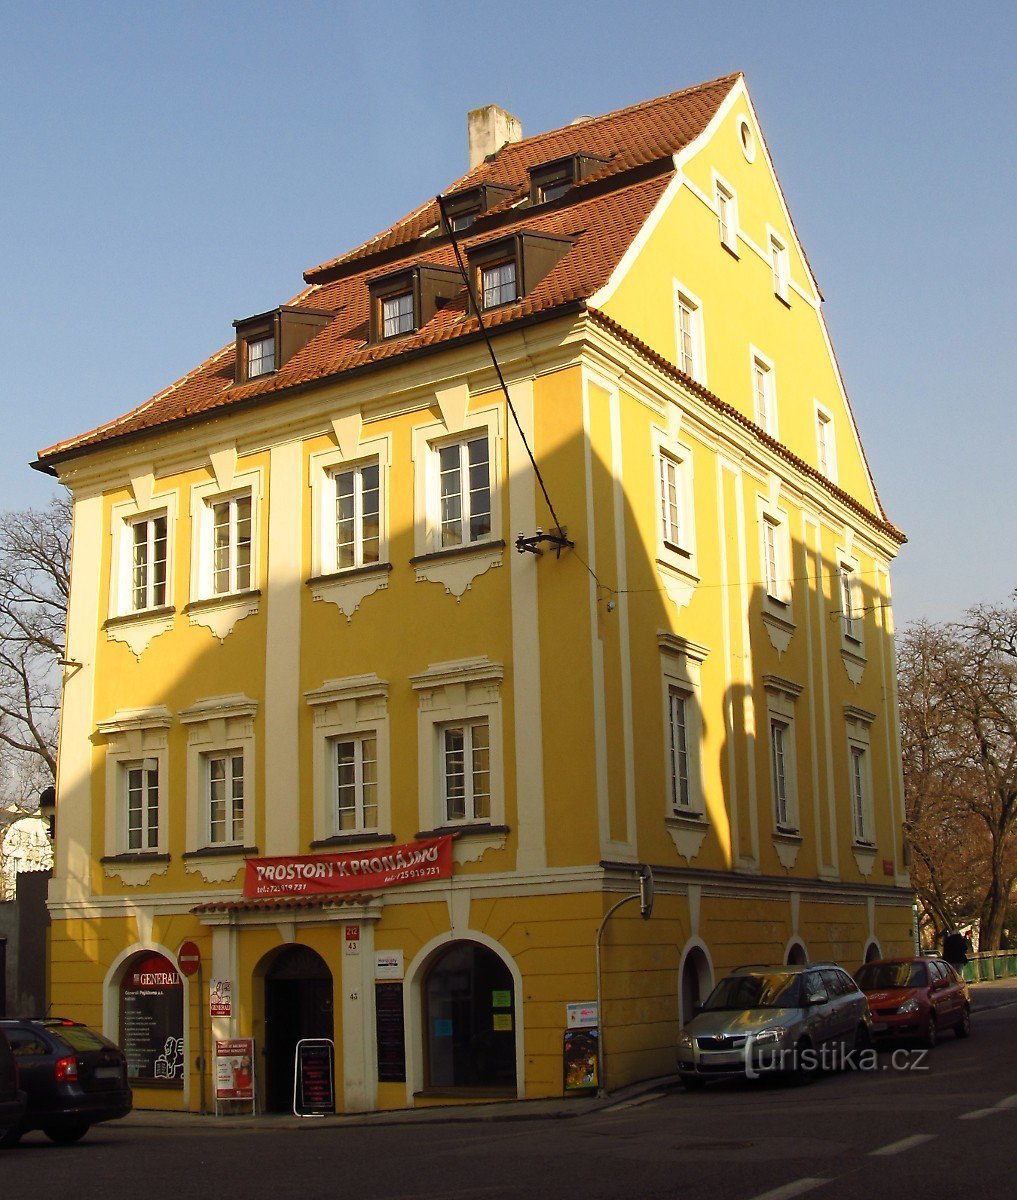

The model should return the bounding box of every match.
[1,1,1013,626]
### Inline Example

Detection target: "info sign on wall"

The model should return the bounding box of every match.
[119,952,184,1087]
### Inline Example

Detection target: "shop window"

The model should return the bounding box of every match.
[119,951,184,1088]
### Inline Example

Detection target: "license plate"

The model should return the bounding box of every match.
[94,1066,121,1079]
[703,1051,741,1066]
[870,1022,888,1032]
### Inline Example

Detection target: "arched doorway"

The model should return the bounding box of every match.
[864,940,882,963]
[423,941,516,1092]
[786,940,808,966]
[679,945,712,1026]
[262,945,333,1112]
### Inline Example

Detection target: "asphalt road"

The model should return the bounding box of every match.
[3,996,1014,1200]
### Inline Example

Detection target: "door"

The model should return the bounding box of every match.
[263,947,334,1112]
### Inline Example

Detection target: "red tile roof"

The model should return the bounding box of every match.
[36,74,739,465]
[191,892,375,915]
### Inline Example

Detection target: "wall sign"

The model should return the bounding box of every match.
[120,952,183,1087]
[375,982,406,1083]
[244,835,453,898]
[374,950,404,980]
[566,1001,599,1029]
[210,978,233,1017]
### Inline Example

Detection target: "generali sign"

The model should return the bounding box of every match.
[243,835,453,898]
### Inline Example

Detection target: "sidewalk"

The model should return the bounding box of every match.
[123,1073,675,1132]
[969,977,1017,1011]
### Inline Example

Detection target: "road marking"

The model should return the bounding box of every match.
[869,1134,935,1156]
[748,1179,831,1200]
[603,1091,666,1112]
[997,1094,1017,1110]
[961,1093,1017,1120]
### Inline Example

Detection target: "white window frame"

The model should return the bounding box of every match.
[381,291,415,338]
[410,657,504,833]
[209,491,253,596]
[667,687,694,814]
[413,406,501,558]
[713,173,739,255]
[839,560,862,643]
[97,706,172,858]
[763,677,803,834]
[309,435,391,580]
[246,334,275,379]
[659,634,708,821]
[651,425,697,574]
[330,732,381,836]
[179,694,257,858]
[749,347,777,436]
[672,281,706,384]
[331,458,383,572]
[814,402,838,483]
[190,466,263,604]
[439,719,492,825]
[205,750,246,847]
[756,494,792,610]
[108,488,179,622]
[305,674,390,844]
[768,229,790,304]
[845,706,877,845]
[481,260,517,308]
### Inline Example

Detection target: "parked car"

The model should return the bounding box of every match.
[854,956,971,1046]
[0,1018,132,1146]
[677,963,872,1089]
[0,1029,27,1147]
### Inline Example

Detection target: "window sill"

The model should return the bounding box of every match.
[310,833,396,850]
[773,827,801,843]
[104,605,175,629]
[104,605,176,658]
[185,589,262,613]
[182,845,258,860]
[185,590,261,641]
[721,240,740,261]
[411,539,505,567]
[666,810,708,829]
[416,823,510,839]
[307,563,393,588]
[100,852,170,864]
[852,839,877,851]
[774,292,792,309]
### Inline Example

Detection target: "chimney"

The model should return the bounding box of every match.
[467,104,522,170]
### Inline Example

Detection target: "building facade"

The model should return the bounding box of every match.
[36,73,911,1113]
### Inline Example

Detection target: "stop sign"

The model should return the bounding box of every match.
[177,940,201,977]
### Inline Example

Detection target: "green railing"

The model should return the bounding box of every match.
[961,951,1017,982]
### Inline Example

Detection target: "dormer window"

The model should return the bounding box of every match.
[381,291,415,338]
[467,232,571,313]
[368,264,462,343]
[481,261,517,308]
[233,306,332,385]
[247,335,275,378]
[441,184,514,234]
[528,153,610,205]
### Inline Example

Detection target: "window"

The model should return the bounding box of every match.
[451,212,477,232]
[763,517,780,599]
[211,493,252,594]
[752,356,775,433]
[770,721,791,829]
[481,260,517,308]
[538,178,571,203]
[205,752,244,846]
[761,513,790,605]
[333,735,378,833]
[850,745,869,841]
[770,234,789,302]
[381,291,414,338]
[658,451,684,550]
[442,721,490,823]
[125,759,160,852]
[815,406,837,482]
[668,687,692,812]
[333,461,381,570]
[247,335,275,378]
[839,564,860,640]
[130,513,168,611]
[437,435,492,549]
[715,179,738,253]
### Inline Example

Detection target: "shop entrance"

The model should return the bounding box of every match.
[263,945,333,1112]
[423,941,516,1093]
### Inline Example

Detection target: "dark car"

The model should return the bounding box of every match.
[0,1018,132,1146]
[854,956,971,1046]
[0,1029,27,1146]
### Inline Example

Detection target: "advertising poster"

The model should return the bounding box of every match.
[563,1028,599,1092]
[244,835,453,898]
[375,982,406,1083]
[294,1039,335,1115]
[210,978,233,1017]
[119,952,184,1087]
[215,1038,255,1101]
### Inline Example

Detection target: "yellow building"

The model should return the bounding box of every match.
[35,72,911,1113]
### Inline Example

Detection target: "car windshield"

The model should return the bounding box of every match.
[704,972,802,1011]
[855,962,928,990]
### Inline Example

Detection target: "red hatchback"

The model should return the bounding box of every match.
[854,957,971,1047]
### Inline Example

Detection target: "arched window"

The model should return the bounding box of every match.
[785,940,808,966]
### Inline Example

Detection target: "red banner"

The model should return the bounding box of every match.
[243,835,454,898]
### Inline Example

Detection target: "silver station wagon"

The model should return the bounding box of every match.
[677,963,872,1089]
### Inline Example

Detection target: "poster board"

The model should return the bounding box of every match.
[293,1038,335,1116]
[563,1028,599,1093]
[215,1038,256,1114]
[375,982,406,1083]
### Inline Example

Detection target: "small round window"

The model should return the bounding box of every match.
[738,117,756,163]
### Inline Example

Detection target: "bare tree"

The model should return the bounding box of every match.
[0,494,70,805]
[899,603,1017,951]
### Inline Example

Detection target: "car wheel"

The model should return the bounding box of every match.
[791,1038,818,1085]
[955,1006,971,1039]
[43,1123,89,1145]
[679,1075,706,1092]
[851,1023,872,1064]
[921,1014,938,1049]
[0,1127,22,1149]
